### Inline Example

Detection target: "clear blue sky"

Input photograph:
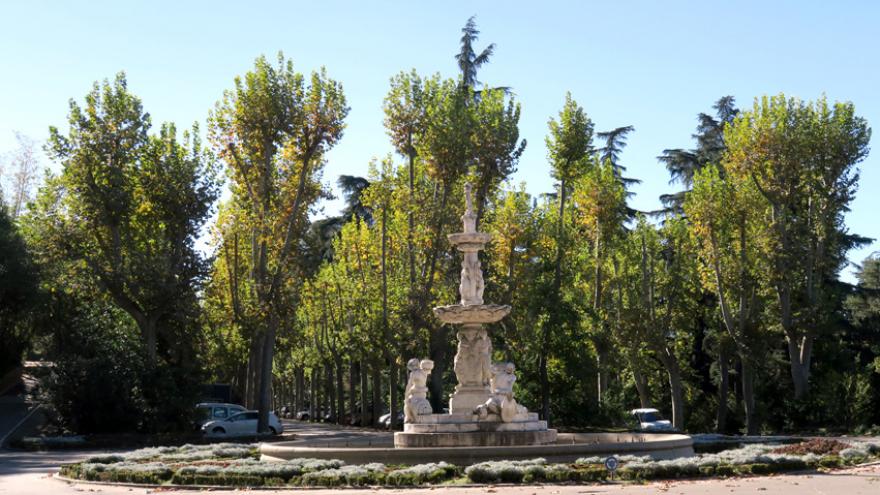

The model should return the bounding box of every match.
[2,0,878,280]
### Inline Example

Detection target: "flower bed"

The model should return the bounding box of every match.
[59,440,880,488]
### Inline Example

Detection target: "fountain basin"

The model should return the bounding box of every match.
[261,432,694,465]
[447,232,492,248]
[433,304,511,324]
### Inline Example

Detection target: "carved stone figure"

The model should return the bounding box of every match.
[474,362,526,422]
[404,358,433,423]
[460,252,485,306]
[475,332,492,386]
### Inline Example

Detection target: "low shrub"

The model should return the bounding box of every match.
[772,438,849,456]
[385,462,458,486]
[299,463,386,487]
[465,458,546,483]
[818,455,843,468]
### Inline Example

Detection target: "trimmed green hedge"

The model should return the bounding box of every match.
[59,441,880,488]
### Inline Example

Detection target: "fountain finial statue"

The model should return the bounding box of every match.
[459,183,483,306]
[462,182,477,234]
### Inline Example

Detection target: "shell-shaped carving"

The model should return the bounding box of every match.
[433,304,511,324]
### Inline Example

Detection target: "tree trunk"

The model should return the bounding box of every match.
[309,367,316,421]
[632,365,650,409]
[256,315,277,432]
[143,317,158,367]
[349,360,358,424]
[371,361,382,428]
[360,358,369,426]
[295,368,304,415]
[428,326,449,412]
[665,356,685,431]
[539,353,549,421]
[389,360,400,430]
[716,348,729,433]
[741,358,757,435]
[247,334,263,409]
[786,336,811,400]
[327,365,336,422]
[335,358,345,424]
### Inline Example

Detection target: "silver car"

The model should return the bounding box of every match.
[631,408,675,432]
[202,410,284,437]
[195,402,246,427]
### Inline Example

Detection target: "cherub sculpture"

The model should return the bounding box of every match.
[474,362,526,422]
[404,358,434,423]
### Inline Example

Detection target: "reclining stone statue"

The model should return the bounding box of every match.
[474,362,527,422]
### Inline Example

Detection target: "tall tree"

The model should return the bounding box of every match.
[686,164,764,433]
[571,157,628,404]
[658,97,738,210]
[42,73,219,364]
[1,132,41,218]
[724,95,871,399]
[208,54,348,431]
[471,88,526,226]
[384,70,426,346]
[456,16,495,90]
[597,125,641,191]
[541,92,594,420]
[0,202,39,373]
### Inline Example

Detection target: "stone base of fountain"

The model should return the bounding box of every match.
[261,432,694,465]
[394,412,558,447]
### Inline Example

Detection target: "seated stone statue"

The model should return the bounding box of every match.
[404,358,434,423]
[474,362,527,422]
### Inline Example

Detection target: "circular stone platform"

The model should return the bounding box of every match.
[261,432,694,465]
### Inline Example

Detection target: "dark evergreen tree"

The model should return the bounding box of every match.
[658,96,738,211]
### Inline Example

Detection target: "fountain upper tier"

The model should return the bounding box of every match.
[447,232,492,250]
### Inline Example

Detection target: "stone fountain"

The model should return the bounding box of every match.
[393,184,557,448]
[261,184,693,465]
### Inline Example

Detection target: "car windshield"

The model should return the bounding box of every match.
[639,411,660,422]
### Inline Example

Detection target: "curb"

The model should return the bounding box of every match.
[53,473,499,491]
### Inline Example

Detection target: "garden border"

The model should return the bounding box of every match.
[53,460,880,491]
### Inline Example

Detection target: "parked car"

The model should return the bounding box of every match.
[630,408,675,432]
[378,411,405,429]
[195,402,246,427]
[202,410,284,437]
[295,409,311,421]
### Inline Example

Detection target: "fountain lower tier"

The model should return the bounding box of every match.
[262,432,695,465]
[394,412,557,447]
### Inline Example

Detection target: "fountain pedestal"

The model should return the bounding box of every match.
[394,184,556,448]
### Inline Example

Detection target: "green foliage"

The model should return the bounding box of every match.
[0,204,39,373]
[46,296,147,433]
[41,72,218,363]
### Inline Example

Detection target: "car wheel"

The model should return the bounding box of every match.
[212,427,226,435]
[269,426,278,435]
